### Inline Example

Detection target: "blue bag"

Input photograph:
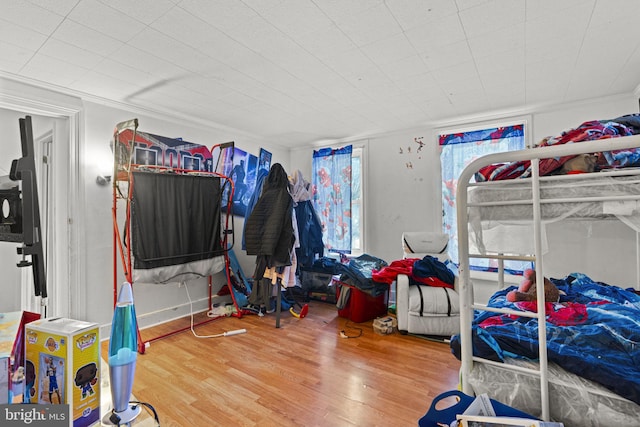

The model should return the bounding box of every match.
[418,390,537,427]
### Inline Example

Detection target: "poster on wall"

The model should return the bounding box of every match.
[220,147,258,217]
[258,148,272,173]
[117,129,213,172]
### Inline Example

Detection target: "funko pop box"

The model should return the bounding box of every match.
[0,311,41,403]
[25,317,100,427]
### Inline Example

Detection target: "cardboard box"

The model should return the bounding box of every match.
[373,316,397,335]
[25,318,100,427]
[0,311,41,403]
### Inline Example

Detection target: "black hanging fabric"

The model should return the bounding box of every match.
[131,171,223,270]
[244,163,295,276]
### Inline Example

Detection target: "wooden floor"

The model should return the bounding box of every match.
[102,301,460,427]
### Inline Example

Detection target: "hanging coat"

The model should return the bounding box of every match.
[289,170,324,270]
[244,163,295,278]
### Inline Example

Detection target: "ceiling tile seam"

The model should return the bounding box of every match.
[0,17,44,59]
[0,70,261,143]
[286,6,436,120]
[25,0,77,18]
[5,4,275,146]
[562,0,598,102]
[382,3,453,119]
[355,1,436,121]
[451,3,488,109]
[61,0,178,84]
[523,1,528,106]
[284,1,427,124]
[88,0,152,42]
[59,1,160,89]
[2,1,73,76]
[232,0,399,121]
[95,0,178,28]
[164,2,341,121]
[602,27,640,93]
[85,27,264,111]
[98,43,212,94]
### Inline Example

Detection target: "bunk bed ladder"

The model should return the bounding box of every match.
[456,154,553,421]
[530,157,550,421]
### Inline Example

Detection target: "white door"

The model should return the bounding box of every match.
[19,128,51,316]
[20,117,71,318]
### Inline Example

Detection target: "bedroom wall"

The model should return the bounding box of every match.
[290,129,443,265]
[81,101,289,331]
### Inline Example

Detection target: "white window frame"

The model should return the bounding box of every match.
[350,145,365,255]
[437,115,531,271]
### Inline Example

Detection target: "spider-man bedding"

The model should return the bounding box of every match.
[475,114,640,181]
[450,273,640,405]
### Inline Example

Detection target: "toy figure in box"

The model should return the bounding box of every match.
[75,362,98,399]
[40,355,63,404]
[23,360,35,403]
[26,317,101,426]
[0,311,41,403]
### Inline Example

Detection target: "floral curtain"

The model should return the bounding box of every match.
[312,145,352,253]
[440,125,528,272]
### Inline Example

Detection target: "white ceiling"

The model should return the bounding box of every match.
[2,0,640,147]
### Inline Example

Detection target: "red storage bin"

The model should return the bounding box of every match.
[336,281,388,323]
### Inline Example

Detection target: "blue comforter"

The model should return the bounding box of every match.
[450,273,640,405]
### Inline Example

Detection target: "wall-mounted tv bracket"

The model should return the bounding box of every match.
[0,115,47,298]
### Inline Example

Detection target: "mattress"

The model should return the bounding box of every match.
[467,170,640,254]
[450,274,640,412]
[468,358,640,427]
[132,255,225,284]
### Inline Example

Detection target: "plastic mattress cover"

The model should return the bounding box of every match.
[468,358,640,427]
[467,172,640,254]
[133,255,225,284]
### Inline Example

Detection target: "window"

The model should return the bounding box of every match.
[351,147,363,253]
[439,123,528,273]
[311,145,364,254]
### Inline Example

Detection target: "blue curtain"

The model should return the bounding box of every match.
[312,145,352,253]
[440,125,529,273]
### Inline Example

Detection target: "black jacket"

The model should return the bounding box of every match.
[244,163,295,275]
[294,200,324,269]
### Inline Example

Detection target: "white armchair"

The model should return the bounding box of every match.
[396,232,461,337]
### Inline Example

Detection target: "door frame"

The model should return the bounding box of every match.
[1,80,83,319]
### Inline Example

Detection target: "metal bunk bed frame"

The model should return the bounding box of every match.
[455,133,640,421]
[111,119,243,354]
